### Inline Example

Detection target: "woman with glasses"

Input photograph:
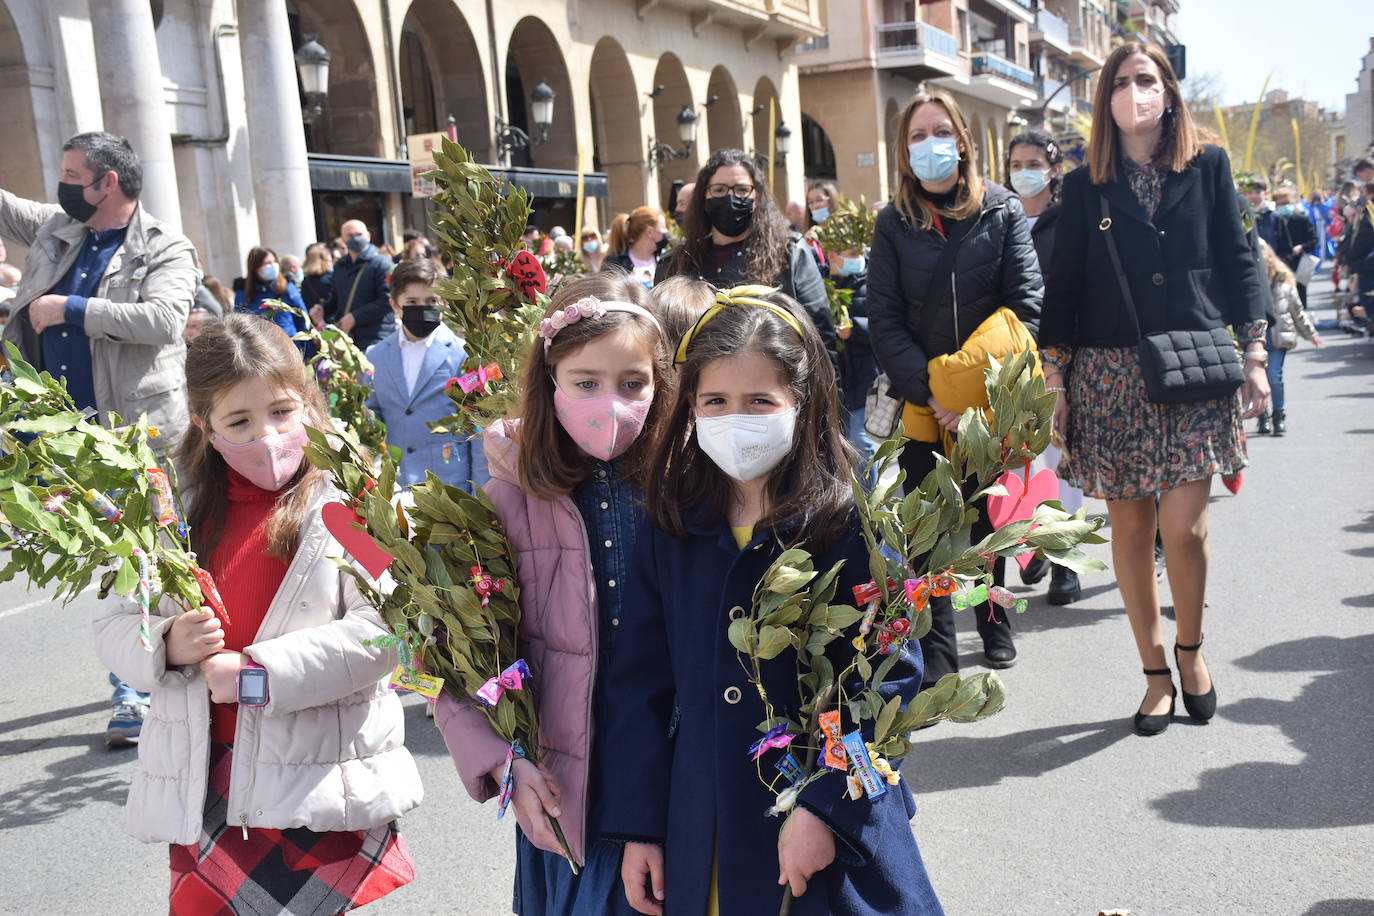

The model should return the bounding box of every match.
[663,149,837,368]
[867,88,1043,683]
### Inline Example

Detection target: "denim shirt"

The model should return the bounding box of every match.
[570,457,641,836]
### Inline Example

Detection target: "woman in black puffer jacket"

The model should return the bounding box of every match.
[868,88,1042,684]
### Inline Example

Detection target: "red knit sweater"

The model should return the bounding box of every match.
[206,468,291,744]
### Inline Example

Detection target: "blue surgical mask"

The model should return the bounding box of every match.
[839,256,865,277]
[289,268,304,285]
[582,240,600,254]
[1275,204,1296,216]
[908,136,960,184]
[811,207,829,224]
[1009,169,1049,199]
[258,262,279,283]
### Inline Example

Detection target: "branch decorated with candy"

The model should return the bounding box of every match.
[475,658,529,708]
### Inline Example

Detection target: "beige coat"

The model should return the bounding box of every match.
[0,190,196,450]
[1270,278,1319,350]
[93,486,423,845]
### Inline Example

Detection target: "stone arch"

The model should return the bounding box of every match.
[589,37,644,218]
[704,66,743,153]
[289,0,383,156]
[505,16,576,171]
[651,52,696,206]
[800,112,836,181]
[398,0,490,161]
[751,76,785,202]
[0,1,44,209]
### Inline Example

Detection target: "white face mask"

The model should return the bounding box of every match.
[694,408,798,482]
[1009,169,1049,199]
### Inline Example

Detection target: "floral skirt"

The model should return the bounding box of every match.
[168,743,414,916]
[1059,346,1247,501]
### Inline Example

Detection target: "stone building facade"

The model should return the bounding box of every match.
[0,0,821,282]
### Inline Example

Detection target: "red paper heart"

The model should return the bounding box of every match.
[321,501,394,578]
[509,249,547,300]
[986,468,1060,570]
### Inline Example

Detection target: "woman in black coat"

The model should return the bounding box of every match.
[867,88,1042,683]
[1040,42,1269,736]
[662,149,837,372]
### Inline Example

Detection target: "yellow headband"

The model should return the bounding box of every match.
[673,285,806,364]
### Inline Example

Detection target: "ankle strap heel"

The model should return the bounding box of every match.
[1134,667,1176,736]
[1174,637,1217,722]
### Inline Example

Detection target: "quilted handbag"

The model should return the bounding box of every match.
[863,374,902,439]
[1099,196,1244,404]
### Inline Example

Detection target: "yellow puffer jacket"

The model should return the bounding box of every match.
[902,306,1039,444]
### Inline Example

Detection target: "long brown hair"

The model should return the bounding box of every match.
[1086,41,1200,184]
[177,313,331,561]
[668,149,791,286]
[893,89,984,231]
[643,287,855,553]
[514,273,674,499]
[303,242,333,277]
[246,246,288,298]
[608,206,662,255]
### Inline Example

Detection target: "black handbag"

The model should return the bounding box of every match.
[1098,196,1244,404]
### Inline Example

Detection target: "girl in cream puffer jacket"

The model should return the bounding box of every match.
[1259,238,1322,435]
[95,314,421,915]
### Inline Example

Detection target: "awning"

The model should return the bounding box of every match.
[307,155,608,199]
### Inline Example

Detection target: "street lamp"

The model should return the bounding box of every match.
[774,122,792,158]
[649,105,699,172]
[529,79,556,143]
[295,35,331,125]
[495,78,558,167]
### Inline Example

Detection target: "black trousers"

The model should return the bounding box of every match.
[898,439,1012,687]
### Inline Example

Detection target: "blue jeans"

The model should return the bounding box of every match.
[845,405,877,487]
[1265,334,1287,414]
[109,672,149,707]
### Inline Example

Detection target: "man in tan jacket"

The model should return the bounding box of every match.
[0,131,197,747]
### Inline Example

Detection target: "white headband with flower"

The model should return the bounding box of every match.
[538,295,662,353]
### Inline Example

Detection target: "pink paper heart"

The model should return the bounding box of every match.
[321,501,394,579]
[986,468,1060,570]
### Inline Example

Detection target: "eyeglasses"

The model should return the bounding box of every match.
[706,183,756,199]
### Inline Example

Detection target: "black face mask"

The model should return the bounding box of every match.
[401,304,442,339]
[672,210,685,226]
[57,176,106,223]
[655,234,669,255]
[703,194,755,238]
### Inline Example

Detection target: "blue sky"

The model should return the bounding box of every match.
[1178,1,1368,112]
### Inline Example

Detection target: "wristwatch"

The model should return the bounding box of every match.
[1243,348,1269,368]
[236,660,270,707]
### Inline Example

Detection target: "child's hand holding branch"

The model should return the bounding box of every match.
[492,758,564,852]
[165,607,225,666]
[777,806,836,897]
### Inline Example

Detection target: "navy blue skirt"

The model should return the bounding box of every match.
[512,830,636,916]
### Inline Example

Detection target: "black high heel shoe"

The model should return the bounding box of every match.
[1175,637,1217,721]
[1134,667,1176,736]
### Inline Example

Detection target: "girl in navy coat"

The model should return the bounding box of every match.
[604,286,943,915]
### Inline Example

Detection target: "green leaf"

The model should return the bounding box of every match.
[754,625,793,660]
[113,554,139,595]
[873,694,902,744]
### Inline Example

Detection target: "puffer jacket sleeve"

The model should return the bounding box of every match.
[245,568,394,715]
[997,195,1043,337]
[83,233,197,345]
[867,208,933,405]
[1206,148,1268,326]
[94,595,192,693]
[1041,170,1088,348]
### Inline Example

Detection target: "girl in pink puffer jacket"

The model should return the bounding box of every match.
[435,273,674,915]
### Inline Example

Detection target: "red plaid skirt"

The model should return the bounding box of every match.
[169,744,414,915]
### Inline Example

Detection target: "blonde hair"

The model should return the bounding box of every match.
[1086,42,1200,184]
[1258,238,1295,285]
[892,89,984,230]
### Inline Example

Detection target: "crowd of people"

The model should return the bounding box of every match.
[0,34,1370,915]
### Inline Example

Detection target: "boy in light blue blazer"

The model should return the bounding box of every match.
[365,257,488,492]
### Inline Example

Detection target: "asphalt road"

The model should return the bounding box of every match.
[0,278,1370,915]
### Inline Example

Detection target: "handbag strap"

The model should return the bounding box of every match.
[1098,195,1143,340]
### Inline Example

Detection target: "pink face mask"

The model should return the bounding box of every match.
[553,385,654,461]
[211,424,309,491]
[1111,83,1166,133]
